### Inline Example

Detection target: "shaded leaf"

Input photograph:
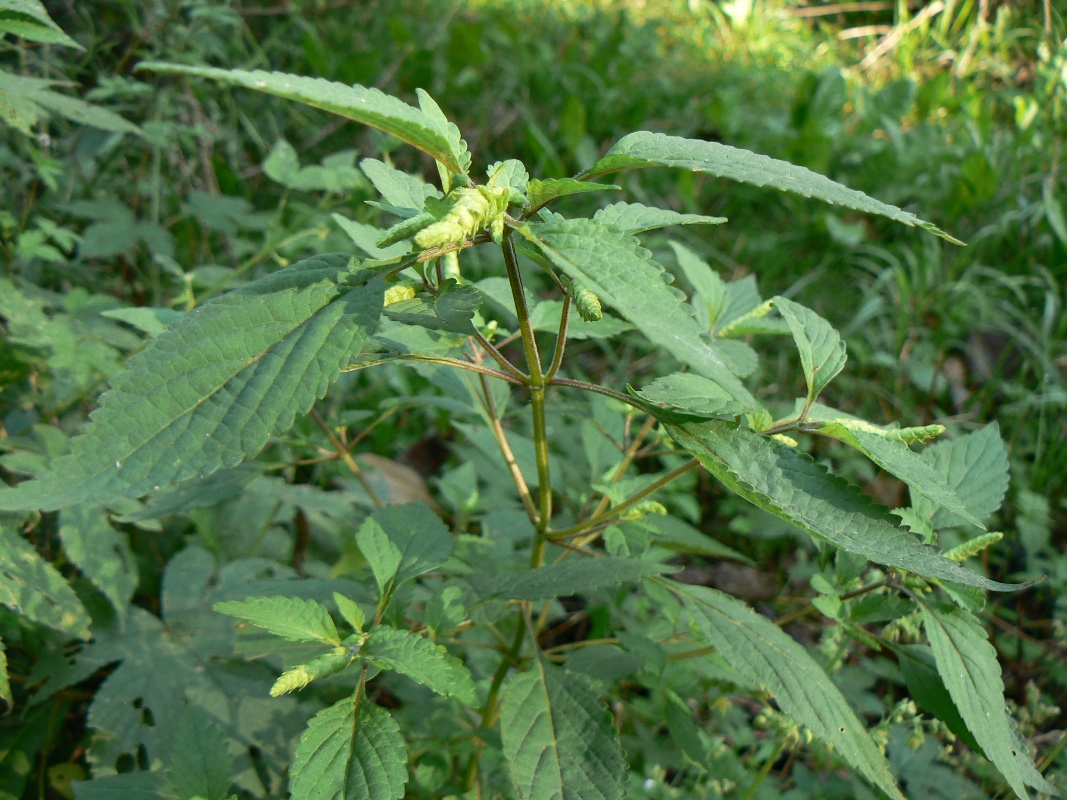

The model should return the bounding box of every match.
[59,506,137,622]
[362,625,476,705]
[0,69,139,136]
[593,202,725,234]
[774,295,846,405]
[631,372,761,418]
[0,526,90,638]
[333,214,412,259]
[895,643,981,752]
[355,502,451,593]
[213,595,340,645]
[168,706,234,800]
[475,556,675,601]
[0,638,9,706]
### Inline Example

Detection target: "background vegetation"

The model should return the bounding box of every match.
[0,0,1064,797]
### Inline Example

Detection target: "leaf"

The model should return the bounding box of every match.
[361,158,441,211]
[500,657,627,800]
[475,556,675,601]
[921,603,1043,799]
[362,625,476,705]
[528,218,749,394]
[0,69,140,136]
[213,595,341,645]
[631,372,761,418]
[136,63,469,176]
[0,638,9,706]
[0,255,384,512]
[593,202,725,234]
[910,423,1009,530]
[289,694,408,800]
[669,242,727,329]
[59,506,138,622]
[943,531,1003,562]
[333,214,412,259]
[384,280,481,334]
[894,643,981,752]
[263,139,366,193]
[773,295,846,405]
[355,502,451,593]
[661,417,1021,591]
[0,526,90,638]
[813,420,983,528]
[487,159,530,193]
[0,0,81,48]
[72,772,170,800]
[525,178,620,213]
[578,131,959,243]
[671,581,905,800]
[168,706,234,800]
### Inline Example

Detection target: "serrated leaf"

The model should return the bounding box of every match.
[415,88,471,176]
[475,556,675,602]
[333,214,412,259]
[910,424,1009,530]
[593,202,725,234]
[355,502,451,594]
[72,772,170,800]
[360,158,441,211]
[137,63,469,175]
[579,131,959,243]
[525,178,620,213]
[894,643,981,752]
[0,526,90,638]
[669,242,727,330]
[168,706,234,800]
[263,140,366,194]
[289,694,407,800]
[214,595,341,645]
[500,657,627,800]
[487,159,529,192]
[671,581,905,800]
[0,69,139,136]
[661,417,1021,591]
[334,593,366,632]
[921,603,1041,799]
[0,0,81,48]
[773,295,846,405]
[0,255,384,512]
[384,280,480,334]
[813,420,984,529]
[59,506,137,622]
[362,626,476,705]
[631,372,761,418]
[529,219,750,395]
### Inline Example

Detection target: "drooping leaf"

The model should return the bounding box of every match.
[773,295,846,405]
[384,280,480,334]
[529,219,748,392]
[213,595,341,645]
[360,157,441,211]
[500,657,627,800]
[661,417,1020,591]
[0,526,90,638]
[136,63,470,176]
[362,625,477,705]
[168,706,234,800]
[355,501,452,594]
[289,694,408,800]
[671,581,905,800]
[910,423,1009,530]
[0,0,81,47]
[593,202,725,234]
[813,420,983,528]
[59,506,137,622]
[921,603,1048,798]
[578,131,959,243]
[474,556,675,602]
[525,178,620,213]
[0,255,384,512]
[631,372,761,418]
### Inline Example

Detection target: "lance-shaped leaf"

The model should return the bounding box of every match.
[525,178,620,213]
[670,581,905,800]
[500,657,627,800]
[474,556,676,602]
[529,218,749,394]
[355,501,451,594]
[0,527,90,638]
[168,707,234,800]
[362,626,476,705]
[214,595,341,645]
[773,296,846,406]
[0,255,384,512]
[910,423,1009,530]
[813,420,983,529]
[593,202,725,234]
[894,643,981,752]
[0,0,82,48]
[59,506,137,623]
[289,694,408,800]
[578,131,959,243]
[921,603,1053,799]
[661,417,1021,591]
[136,63,470,176]
[631,372,762,418]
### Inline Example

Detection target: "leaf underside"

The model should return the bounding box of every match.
[911,423,1009,530]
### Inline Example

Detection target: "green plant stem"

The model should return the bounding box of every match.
[774,578,891,628]
[548,376,649,409]
[586,414,657,523]
[343,354,524,385]
[310,409,384,508]
[472,329,528,381]
[742,740,787,800]
[478,374,538,522]
[544,295,571,382]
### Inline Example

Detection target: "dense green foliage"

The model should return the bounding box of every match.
[0,1,1064,799]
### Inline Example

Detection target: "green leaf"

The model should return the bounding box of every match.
[289,694,408,800]
[0,255,384,512]
[136,63,469,176]
[921,603,1044,799]
[0,638,9,706]
[661,417,1021,591]
[361,157,441,211]
[72,772,170,800]
[812,420,984,529]
[910,423,1009,530]
[475,556,675,601]
[362,625,476,705]
[669,242,727,330]
[213,595,341,645]
[773,295,846,405]
[384,280,480,334]
[670,581,904,800]
[487,159,530,193]
[59,506,137,622]
[0,0,81,47]
[500,657,627,800]
[578,131,960,243]
[263,140,366,193]
[593,202,725,234]
[333,214,412,259]
[334,593,366,632]
[0,526,90,638]
[529,219,749,393]
[168,707,234,800]
[631,372,761,418]
[0,69,139,136]
[525,178,620,213]
[355,502,451,594]
[894,644,981,752]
